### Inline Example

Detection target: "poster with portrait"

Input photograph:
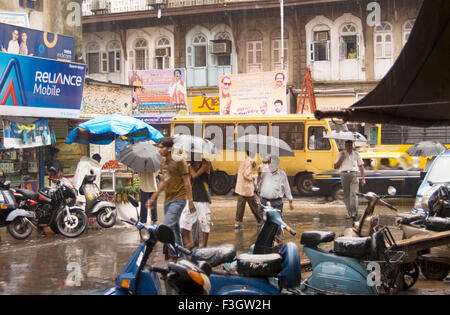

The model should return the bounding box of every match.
[128,69,188,120]
[0,22,75,61]
[219,70,287,116]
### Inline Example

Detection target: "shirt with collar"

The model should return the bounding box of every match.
[336,150,363,172]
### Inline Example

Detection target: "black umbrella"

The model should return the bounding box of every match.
[119,140,162,172]
[406,141,447,157]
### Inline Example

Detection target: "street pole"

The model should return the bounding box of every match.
[280,0,284,70]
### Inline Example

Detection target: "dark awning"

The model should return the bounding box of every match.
[315,0,450,128]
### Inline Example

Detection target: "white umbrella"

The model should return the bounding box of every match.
[323,130,367,142]
[172,134,220,155]
[235,134,295,157]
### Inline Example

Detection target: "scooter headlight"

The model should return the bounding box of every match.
[414,197,424,211]
[139,228,151,242]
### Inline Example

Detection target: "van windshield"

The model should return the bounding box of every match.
[427,156,450,183]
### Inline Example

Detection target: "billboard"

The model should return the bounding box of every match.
[81,83,133,118]
[0,22,75,61]
[0,52,86,119]
[129,69,188,122]
[219,71,287,115]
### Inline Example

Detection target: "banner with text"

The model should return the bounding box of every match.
[219,71,287,116]
[2,117,51,149]
[0,52,86,118]
[81,84,133,118]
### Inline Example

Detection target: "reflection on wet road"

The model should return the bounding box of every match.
[0,196,449,295]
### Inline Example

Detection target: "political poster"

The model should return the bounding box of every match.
[0,22,75,61]
[2,117,52,149]
[219,71,287,116]
[0,52,86,119]
[129,69,188,122]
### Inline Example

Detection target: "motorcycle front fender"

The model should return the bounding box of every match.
[6,209,35,222]
[90,201,116,214]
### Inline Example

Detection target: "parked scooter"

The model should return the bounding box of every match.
[300,192,410,295]
[190,204,302,295]
[103,196,211,295]
[0,179,35,240]
[13,167,88,238]
[78,173,116,228]
[397,184,450,280]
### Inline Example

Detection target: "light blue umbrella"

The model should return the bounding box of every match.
[66,114,164,145]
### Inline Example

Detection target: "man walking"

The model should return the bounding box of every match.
[139,171,158,224]
[334,140,366,220]
[147,137,195,258]
[258,155,294,245]
[234,150,263,229]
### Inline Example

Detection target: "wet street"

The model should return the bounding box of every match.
[0,194,449,295]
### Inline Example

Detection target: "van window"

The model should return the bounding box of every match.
[173,123,195,136]
[271,123,304,150]
[426,156,450,184]
[308,126,331,151]
[237,123,269,137]
[205,123,235,150]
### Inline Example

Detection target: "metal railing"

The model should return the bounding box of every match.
[82,0,264,16]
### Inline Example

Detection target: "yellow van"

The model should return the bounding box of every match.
[170,115,345,195]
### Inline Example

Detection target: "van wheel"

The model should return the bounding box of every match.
[420,260,450,280]
[210,171,231,195]
[296,174,314,195]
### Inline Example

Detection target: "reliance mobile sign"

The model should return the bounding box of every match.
[0,52,85,118]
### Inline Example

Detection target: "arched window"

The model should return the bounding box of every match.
[134,39,148,70]
[155,37,171,69]
[246,30,263,73]
[271,28,288,71]
[311,24,330,61]
[189,34,207,68]
[107,41,121,73]
[86,42,100,74]
[374,22,393,59]
[340,23,359,59]
[403,20,415,46]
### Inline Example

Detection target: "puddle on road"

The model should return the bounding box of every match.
[0,205,448,295]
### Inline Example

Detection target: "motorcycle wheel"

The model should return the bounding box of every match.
[401,262,420,290]
[96,208,116,228]
[55,208,88,238]
[420,260,450,281]
[7,218,33,240]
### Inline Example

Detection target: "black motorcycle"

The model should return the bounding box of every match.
[14,167,88,238]
[0,180,35,240]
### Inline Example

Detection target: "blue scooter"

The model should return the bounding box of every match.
[299,192,406,295]
[103,196,211,295]
[190,204,302,295]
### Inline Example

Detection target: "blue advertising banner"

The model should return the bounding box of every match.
[0,52,86,119]
[0,22,74,61]
[2,117,51,149]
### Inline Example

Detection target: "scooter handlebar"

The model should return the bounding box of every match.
[175,244,192,256]
[284,225,296,236]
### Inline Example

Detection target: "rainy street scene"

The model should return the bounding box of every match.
[0,0,450,299]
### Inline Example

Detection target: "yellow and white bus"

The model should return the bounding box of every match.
[170,115,346,195]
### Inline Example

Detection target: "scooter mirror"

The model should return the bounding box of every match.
[156,224,175,245]
[48,166,57,176]
[128,195,139,208]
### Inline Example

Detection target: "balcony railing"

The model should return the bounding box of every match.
[82,0,264,16]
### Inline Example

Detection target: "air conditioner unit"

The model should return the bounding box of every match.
[91,0,110,13]
[210,40,231,54]
[155,47,171,57]
[147,0,166,6]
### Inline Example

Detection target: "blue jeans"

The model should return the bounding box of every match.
[163,199,186,258]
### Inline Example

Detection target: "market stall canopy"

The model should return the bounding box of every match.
[66,114,164,145]
[315,0,450,128]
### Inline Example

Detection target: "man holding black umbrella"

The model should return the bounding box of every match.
[334,140,366,221]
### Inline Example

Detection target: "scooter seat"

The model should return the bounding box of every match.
[15,189,39,201]
[191,244,236,267]
[300,231,335,248]
[425,217,450,232]
[334,237,372,258]
[237,253,283,277]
